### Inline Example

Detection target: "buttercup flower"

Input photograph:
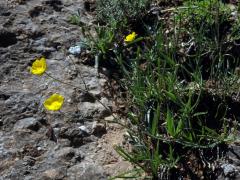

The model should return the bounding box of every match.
[44,94,64,111]
[30,57,47,75]
[124,32,137,42]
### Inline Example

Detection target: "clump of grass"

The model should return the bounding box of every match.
[172,0,240,80]
[78,0,240,179]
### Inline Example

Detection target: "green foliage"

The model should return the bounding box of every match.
[173,0,240,79]
[96,0,150,25]
[69,14,83,26]
[81,0,240,179]
[178,0,232,26]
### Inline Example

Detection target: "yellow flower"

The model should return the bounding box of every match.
[30,57,47,75]
[44,94,64,111]
[124,32,137,42]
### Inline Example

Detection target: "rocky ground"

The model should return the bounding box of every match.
[0,0,130,179]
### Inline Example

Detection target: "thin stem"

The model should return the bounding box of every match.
[67,55,89,91]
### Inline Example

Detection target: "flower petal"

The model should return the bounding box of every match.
[44,94,64,111]
[31,57,47,75]
[124,32,137,42]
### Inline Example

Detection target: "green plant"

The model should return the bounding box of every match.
[173,0,240,80]
[96,0,150,25]
[82,0,240,179]
[68,10,85,26]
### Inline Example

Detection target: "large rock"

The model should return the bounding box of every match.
[14,117,41,131]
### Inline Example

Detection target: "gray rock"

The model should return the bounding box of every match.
[78,100,111,119]
[79,125,90,134]
[227,145,240,166]
[33,38,48,46]
[54,147,75,161]
[14,117,40,131]
[69,45,81,55]
[221,163,238,178]
[67,163,107,180]
[23,156,36,166]
[42,168,66,180]
[59,126,86,147]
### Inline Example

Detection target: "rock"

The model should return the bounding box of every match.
[56,139,71,147]
[227,145,240,166]
[59,126,86,147]
[14,117,41,131]
[54,147,75,161]
[104,115,115,121]
[28,6,44,18]
[91,122,107,137]
[83,135,98,144]
[0,134,13,159]
[32,46,56,53]
[32,37,48,46]
[68,45,81,55]
[42,168,66,180]
[23,156,36,166]
[79,125,90,134]
[78,100,111,119]
[68,41,88,55]
[67,163,107,180]
[221,163,238,178]
[59,126,84,139]
[0,5,11,16]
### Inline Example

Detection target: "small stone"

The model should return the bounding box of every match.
[53,128,60,137]
[79,126,90,134]
[104,115,115,121]
[69,45,81,55]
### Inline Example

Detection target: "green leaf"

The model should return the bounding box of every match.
[165,91,177,103]
[192,111,207,117]
[166,109,175,136]
[176,119,183,135]
[151,105,160,135]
